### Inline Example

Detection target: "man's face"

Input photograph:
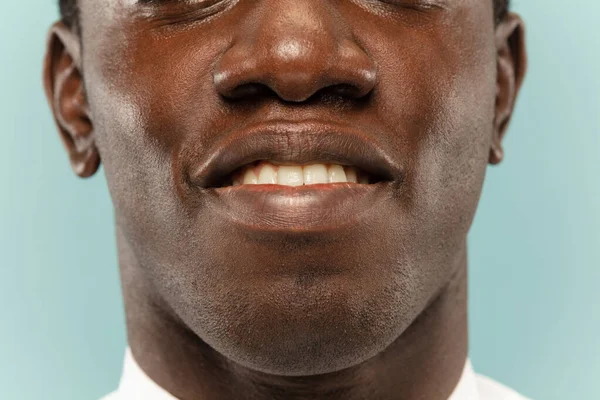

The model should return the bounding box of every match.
[50,0,523,376]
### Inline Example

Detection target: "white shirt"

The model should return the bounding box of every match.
[101,347,531,400]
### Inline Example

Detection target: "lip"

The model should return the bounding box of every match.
[188,121,402,189]
[187,120,402,233]
[203,181,394,234]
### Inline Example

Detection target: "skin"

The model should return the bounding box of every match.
[43,1,527,399]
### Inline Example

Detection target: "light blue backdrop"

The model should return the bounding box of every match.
[1,1,598,399]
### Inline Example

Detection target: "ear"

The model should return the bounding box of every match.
[489,12,528,165]
[43,22,100,178]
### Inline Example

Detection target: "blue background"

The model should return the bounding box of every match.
[1,1,598,399]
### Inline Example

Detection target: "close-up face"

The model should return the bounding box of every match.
[45,0,525,378]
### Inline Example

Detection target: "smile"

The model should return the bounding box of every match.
[225,161,376,187]
[189,121,401,233]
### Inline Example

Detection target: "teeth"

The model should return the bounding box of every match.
[257,163,277,184]
[303,164,329,185]
[345,167,358,183]
[242,168,258,184]
[277,165,304,186]
[231,162,372,187]
[328,165,347,183]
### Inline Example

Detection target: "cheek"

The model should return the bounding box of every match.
[361,11,497,252]
[83,23,228,242]
[406,59,495,233]
[414,47,497,239]
[83,75,183,260]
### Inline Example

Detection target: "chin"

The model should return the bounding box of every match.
[161,256,427,376]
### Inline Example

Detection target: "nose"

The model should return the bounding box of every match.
[213,0,377,102]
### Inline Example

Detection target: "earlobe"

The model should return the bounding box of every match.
[43,22,100,178]
[490,12,528,165]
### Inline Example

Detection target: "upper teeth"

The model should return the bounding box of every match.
[230,161,370,187]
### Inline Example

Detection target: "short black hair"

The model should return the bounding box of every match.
[59,0,78,29]
[494,0,510,23]
[59,0,510,30]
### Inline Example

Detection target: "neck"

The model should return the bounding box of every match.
[117,228,469,400]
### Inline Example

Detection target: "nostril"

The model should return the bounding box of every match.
[323,83,370,100]
[227,83,271,100]
[213,37,377,103]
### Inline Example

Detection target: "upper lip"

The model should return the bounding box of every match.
[188,121,402,189]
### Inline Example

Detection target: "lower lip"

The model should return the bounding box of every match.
[204,182,393,234]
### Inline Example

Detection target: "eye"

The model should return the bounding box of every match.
[137,0,229,13]
[136,0,232,25]
[138,0,223,5]
[375,0,445,11]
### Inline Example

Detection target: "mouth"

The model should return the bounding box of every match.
[187,121,401,233]
[189,121,400,190]
[222,160,379,188]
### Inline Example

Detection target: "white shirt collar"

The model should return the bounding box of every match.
[449,359,480,400]
[115,347,479,400]
[115,347,177,400]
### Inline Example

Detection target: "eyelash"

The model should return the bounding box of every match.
[369,0,445,11]
[137,0,442,27]
[137,0,230,24]
[138,0,223,6]
[139,0,442,9]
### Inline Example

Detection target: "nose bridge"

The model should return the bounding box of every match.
[258,0,340,61]
[213,0,377,102]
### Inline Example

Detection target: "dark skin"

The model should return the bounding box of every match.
[43,1,527,399]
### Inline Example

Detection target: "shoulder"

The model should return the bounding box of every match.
[475,373,532,400]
